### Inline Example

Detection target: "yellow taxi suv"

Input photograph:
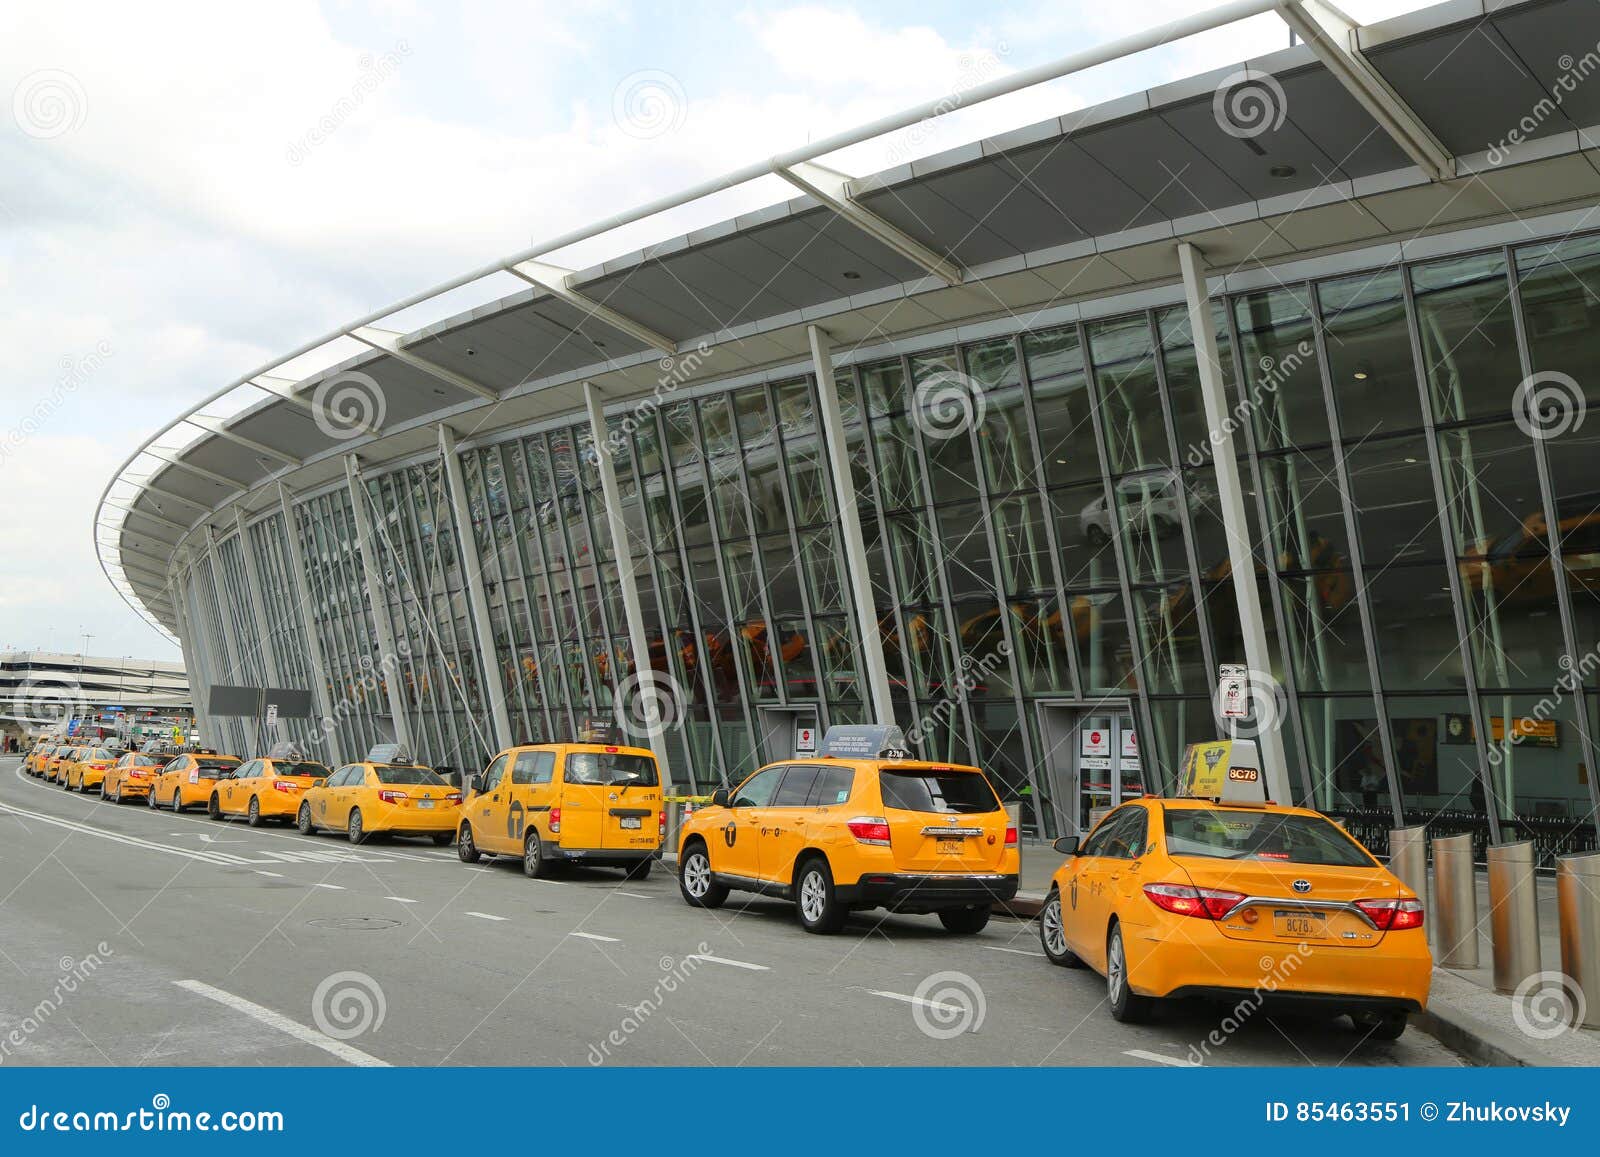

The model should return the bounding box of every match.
[297,748,461,844]
[457,740,664,879]
[100,751,167,803]
[64,746,118,793]
[677,725,1019,935]
[148,751,242,813]
[209,745,329,827]
[1039,741,1429,1040]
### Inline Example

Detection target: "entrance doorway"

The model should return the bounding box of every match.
[756,704,820,764]
[1036,702,1144,836]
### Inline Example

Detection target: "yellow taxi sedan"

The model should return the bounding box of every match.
[45,745,80,784]
[297,754,460,845]
[148,751,242,813]
[64,746,118,793]
[209,750,329,826]
[1039,797,1430,1039]
[100,751,168,803]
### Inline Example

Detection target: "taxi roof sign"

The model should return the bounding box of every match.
[1177,738,1268,803]
[577,718,617,744]
[365,743,412,765]
[265,740,305,761]
[818,724,912,761]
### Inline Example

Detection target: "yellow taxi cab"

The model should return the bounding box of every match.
[148,750,242,813]
[64,745,119,793]
[296,746,460,845]
[48,745,86,785]
[100,750,168,803]
[677,725,1019,934]
[26,742,56,776]
[208,744,329,826]
[457,736,664,879]
[1039,739,1430,1039]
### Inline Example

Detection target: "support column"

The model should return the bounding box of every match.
[234,511,283,747]
[809,325,895,725]
[1177,243,1293,804]
[277,484,342,765]
[583,381,674,785]
[202,527,253,754]
[438,425,514,752]
[344,455,415,754]
[170,564,208,747]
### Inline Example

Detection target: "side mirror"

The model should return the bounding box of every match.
[312,778,327,788]
[710,787,731,808]
[467,774,484,796]
[1053,836,1080,857]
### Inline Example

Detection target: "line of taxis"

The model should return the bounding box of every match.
[19,726,1430,1039]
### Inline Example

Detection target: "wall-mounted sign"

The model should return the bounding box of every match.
[1488,716,1560,748]
[795,726,817,754]
[1080,728,1110,758]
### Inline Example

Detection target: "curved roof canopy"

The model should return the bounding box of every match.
[100,0,1600,636]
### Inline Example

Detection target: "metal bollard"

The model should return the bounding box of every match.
[1388,826,1428,904]
[1557,850,1600,1028]
[1487,841,1540,994]
[1433,833,1479,970]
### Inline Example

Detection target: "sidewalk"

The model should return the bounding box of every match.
[1002,844,1600,1066]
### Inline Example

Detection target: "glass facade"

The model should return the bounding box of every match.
[178,229,1600,863]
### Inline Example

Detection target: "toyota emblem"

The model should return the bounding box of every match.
[1291,879,1312,894]
[946,816,959,827]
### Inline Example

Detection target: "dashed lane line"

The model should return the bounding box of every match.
[387,896,419,904]
[465,911,507,922]
[984,945,1045,958]
[1124,1049,1198,1067]
[173,979,388,1067]
[685,953,769,971]
[569,932,620,942]
[867,989,965,1014]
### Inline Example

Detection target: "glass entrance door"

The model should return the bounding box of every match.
[1037,703,1143,835]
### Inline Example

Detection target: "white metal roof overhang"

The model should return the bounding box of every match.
[101,0,1600,636]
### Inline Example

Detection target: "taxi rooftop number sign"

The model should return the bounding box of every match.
[817,724,912,761]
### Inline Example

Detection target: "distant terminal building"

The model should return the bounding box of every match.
[0,650,193,747]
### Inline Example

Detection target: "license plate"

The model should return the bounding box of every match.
[417,799,434,809]
[936,837,964,854]
[620,817,641,830]
[1273,909,1326,938]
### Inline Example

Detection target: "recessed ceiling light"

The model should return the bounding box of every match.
[842,270,862,280]
[1353,371,1368,380]
[1270,164,1297,179]
[1404,457,1418,464]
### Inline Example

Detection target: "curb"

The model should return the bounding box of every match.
[996,892,1045,920]
[1414,1001,1541,1067]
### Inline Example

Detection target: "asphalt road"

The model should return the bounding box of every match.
[0,757,1462,1067]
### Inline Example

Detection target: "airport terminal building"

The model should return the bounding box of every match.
[100,0,1600,859]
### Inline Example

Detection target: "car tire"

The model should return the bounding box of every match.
[938,904,991,934]
[207,794,222,820]
[297,802,315,835]
[1354,1011,1407,1041]
[246,797,262,828]
[794,856,847,934]
[457,823,481,863]
[523,831,551,878]
[146,788,158,810]
[348,809,367,845]
[1106,921,1155,1024]
[1040,888,1086,968]
[170,790,183,813]
[431,832,452,846]
[623,858,652,882]
[677,841,727,909]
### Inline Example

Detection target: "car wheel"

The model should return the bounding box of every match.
[1353,1011,1407,1041]
[170,790,183,813]
[624,858,652,882]
[207,794,222,820]
[1106,922,1155,1024]
[431,832,452,846]
[146,788,158,810]
[457,823,481,863]
[296,802,315,835]
[246,797,262,828]
[938,905,991,934]
[677,842,727,909]
[794,856,847,934]
[347,809,367,845]
[523,831,550,879]
[1040,888,1086,968]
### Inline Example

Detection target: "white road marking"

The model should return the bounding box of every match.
[685,953,768,971]
[173,979,388,1067]
[1124,1049,1198,1067]
[569,932,619,942]
[0,801,241,866]
[614,891,651,899]
[254,870,285,878]
[465,911,506,922]
[984,945,1045,958]
[868,989,964,1013]
[386,896,418,904]
[310,882,344,890]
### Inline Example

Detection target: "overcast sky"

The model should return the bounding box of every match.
[0,0,1431,664]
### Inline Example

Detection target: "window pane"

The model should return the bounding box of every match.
[1412,251,1521,424]
[1319,269,1423,440]
[1232,288,1327,449]
[1088,315,1170,473]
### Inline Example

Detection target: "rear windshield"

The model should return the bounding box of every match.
[91,749,113,760]
[879,768,1000,815]
[375,765,445,785]
[1164,808,1375,867]
[195,758,240,773]
[275,762,328,778]
[564,752,659,787]
[131,755,163,767]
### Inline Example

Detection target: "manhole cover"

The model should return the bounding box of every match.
[306,916,402,931]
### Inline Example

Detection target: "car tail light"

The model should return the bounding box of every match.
[658,810,666,831]
[445,793,462,805]
[1004,825,1018,846]
[129,770,145,780]
[273,780,300,792]
[846,817,891,846]
[1355,897,1424,930]
[549,806,561,833]
[377,789,408,804]
[1143,882,1245,920]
